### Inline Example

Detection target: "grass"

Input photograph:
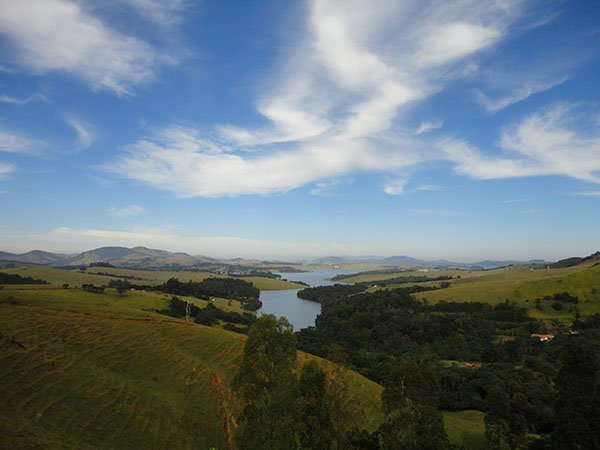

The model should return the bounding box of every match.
[2,266,306,291]
[0,287,383,449]
[443,410,486,449]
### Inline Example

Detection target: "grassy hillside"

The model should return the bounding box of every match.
[0,287,383,449]
[341,263,600,321]
[2,266,305,291]
[443,410,486,450]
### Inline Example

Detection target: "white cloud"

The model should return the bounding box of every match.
[0,0,170,95]
[0,128,40,153]
[574,191,600,197]
[416,184,442,192]
[476,75,569,112]
[309,178,352,196]
[500,198,527,204]
[442,103,600,183]
[110,127,421,197]
[383,178,442,196]
[383,175,409,196]
[108,205,145,217]
[416,120,444,134]
[63,115,95,150]
[0,162,15,178]
[109,0,525,197]
[0,92,48,105]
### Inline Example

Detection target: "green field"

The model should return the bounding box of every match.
[443,410,486,450]
[0,287,383,449]
[2,266,305,291]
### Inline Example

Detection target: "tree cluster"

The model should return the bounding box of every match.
[162,296,256,331]
[0,272,49,285]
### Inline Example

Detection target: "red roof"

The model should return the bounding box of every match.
[531,333,554,340]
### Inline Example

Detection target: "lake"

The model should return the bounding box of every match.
[258,269,358,330]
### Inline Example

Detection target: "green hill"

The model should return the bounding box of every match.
[0,287,383,449]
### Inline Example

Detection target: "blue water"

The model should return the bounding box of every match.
[258,269,358,330]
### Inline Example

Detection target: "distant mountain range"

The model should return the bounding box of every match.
[0,246,557,270]
[305,255,548,269]
[0,246,218,269]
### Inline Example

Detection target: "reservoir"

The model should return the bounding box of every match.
[258,269,358,330]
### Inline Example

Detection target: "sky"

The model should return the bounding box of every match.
[0,0,599,261]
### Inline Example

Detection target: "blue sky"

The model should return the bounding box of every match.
[0,0,599,261]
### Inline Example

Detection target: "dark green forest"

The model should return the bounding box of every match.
[289,286,600,449]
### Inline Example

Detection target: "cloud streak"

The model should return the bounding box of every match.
[63,115,96,150]
[0,92,48,105]
[0,128,41,153]
[108,205,145,217]
[0,162,15,179]
[475,75,569,112]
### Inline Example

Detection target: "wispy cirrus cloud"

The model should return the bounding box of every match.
[63,115,96,150]
[441,103,600,183]
[109,0,527,197]
[0,128,41,153]
[0,92,48,105]
[310,178,352,196]
[108,205,145,217]
[475,75,569,112]
[0,0,174,95]
[574,191,600,197]
[117,0,189,27]
[0,162,15,179]
[416,120,444,135]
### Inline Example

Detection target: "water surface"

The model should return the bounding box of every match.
[258,269,358,330]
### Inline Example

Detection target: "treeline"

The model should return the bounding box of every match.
[159,277,259,305]
[0,272,49,285]
[297,283,366,303]
[162,296,255,332]
[293,285,600,448]
[230,270,280,279]
[369,274,454,287]
[330,268,411,281]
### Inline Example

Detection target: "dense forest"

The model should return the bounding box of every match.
[292,286,600,449]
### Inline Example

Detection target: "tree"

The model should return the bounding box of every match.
[552,337,600,449]
[297,360,333,449]
[484,387,512,450]
[325,344,356,450]
[379,356,449,450]
[234,315,300,450]
[484,386,528,450]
